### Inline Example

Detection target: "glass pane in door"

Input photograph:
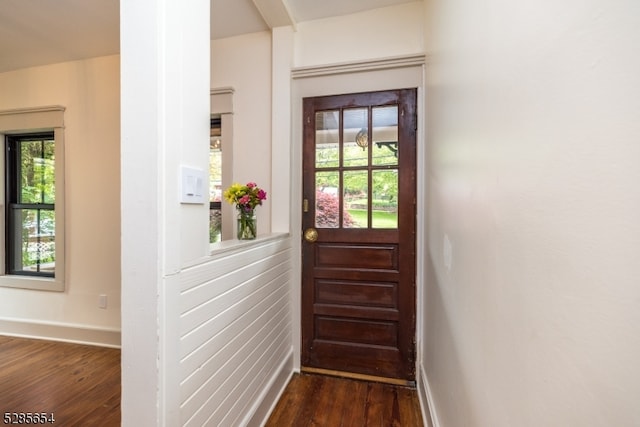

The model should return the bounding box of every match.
[316,111,340,168]
[372,106,398,166]
[315,171,340,228]
[343,170,368,228]
[372,169,398,229]
[343,108,368,167]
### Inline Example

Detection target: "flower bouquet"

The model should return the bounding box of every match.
[223,182,267,240]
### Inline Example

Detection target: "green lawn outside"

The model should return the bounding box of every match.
[348,209,398,228]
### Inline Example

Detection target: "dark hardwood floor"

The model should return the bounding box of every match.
[0,336,120,427]
[0,336,424,426]
[265,373,424,427]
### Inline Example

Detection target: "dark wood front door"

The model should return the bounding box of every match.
[301,89,417,383]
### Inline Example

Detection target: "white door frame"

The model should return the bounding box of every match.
[290,55,427,377]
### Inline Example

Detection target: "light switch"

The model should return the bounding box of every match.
[181,166,206,204]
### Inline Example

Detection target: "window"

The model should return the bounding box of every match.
[209,116,222,243]
[0,105,65,291]
[210,87,234,243]
[314,106,399,230]
[5,133,56,277]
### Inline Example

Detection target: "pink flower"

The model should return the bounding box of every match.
[223,181,267,213]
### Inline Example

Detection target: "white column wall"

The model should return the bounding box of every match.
[120,0,210,425]
[271,26,294,234]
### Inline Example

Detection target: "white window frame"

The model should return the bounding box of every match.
[210,87,235,243]
[0,106,65,291]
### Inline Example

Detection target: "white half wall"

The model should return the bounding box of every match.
[177,236,293,426]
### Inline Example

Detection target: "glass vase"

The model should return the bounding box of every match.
[237,211,257,240]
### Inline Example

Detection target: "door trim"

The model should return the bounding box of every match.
[292,53,427,79]
[291,62,425,376]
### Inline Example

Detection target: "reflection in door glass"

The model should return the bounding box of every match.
[372,106,398,166]
[343,170,368,228]
[372,169,398,229]
[343,108,368,167]
[315,171,340,228]
[315,111,340,168]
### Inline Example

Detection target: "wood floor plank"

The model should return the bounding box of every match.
[293,374,325,426]
[324,375,352,427]
[307,375,334,426]
[265,373,424,427]
[0,336,120,427]
[397,386,423,426]
[338,377,367,427]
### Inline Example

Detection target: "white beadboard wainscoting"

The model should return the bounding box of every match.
[176,234,294,426]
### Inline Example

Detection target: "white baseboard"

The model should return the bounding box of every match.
[0,318,121,348]
[245,348,294,427]
[418,364,441,427]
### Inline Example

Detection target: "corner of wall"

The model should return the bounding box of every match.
[417,364,440,427]
[245,348,295,427]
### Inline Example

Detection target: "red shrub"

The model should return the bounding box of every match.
[315,191,354,228]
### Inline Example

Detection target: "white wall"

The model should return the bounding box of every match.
[294,1,424,68]
[0,56,121,346]
[211,31,273,234]
[423,0,640,425]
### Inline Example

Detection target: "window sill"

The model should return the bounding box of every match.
[181,233,291,269]
[0,275,64,292]
[208,232,290,257]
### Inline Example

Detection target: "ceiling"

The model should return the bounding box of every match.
[0,0,415,74]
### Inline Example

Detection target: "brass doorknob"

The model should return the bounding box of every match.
[303,227,318,243]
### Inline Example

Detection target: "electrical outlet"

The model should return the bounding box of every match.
[98,294,108,309]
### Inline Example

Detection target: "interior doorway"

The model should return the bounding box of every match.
[301,88,417,384]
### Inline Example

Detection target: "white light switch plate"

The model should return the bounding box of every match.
[180,166,206,204]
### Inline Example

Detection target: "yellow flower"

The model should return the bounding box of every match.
[223,182,242,203]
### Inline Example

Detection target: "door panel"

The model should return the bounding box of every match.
[302,89,417,382]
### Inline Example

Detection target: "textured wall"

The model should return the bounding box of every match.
[178,238,293,426]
